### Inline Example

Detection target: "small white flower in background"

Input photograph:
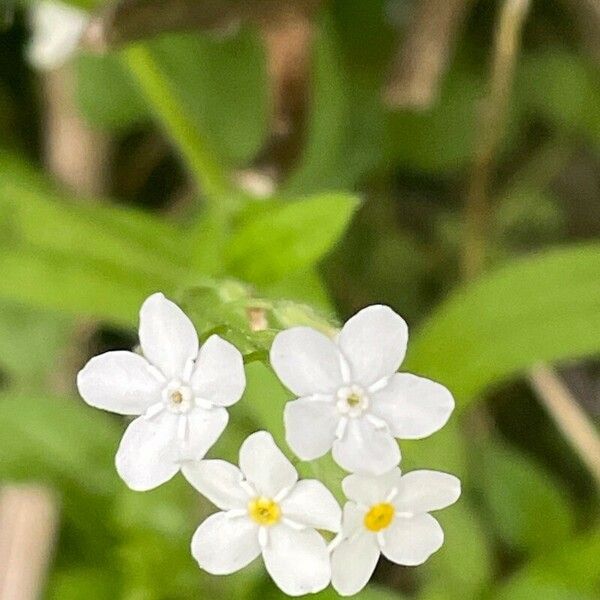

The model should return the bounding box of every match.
[331,467,460,596]
[77,293,245,491]
[270,305,454,475]
[27,0,88,71]
[184,431,341,597]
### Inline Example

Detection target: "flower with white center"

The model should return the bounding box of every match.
[184,431,341,597]
[270,305,454,475]
[28,1,89,71]
[77,292,245,491]
[331,468,461,596]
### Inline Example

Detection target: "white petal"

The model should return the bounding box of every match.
[191,335,245,407]
[180,407,229,461]
[331,531,380,596]
[239,431,297,497]
[77,351,161,415]
[284,397,339,461]
[262,525,331,596]
[191,512,260,574]
[139,293,198,379]
[338,305,408,386]
[394,470,461,514]
[115,413,179,491]
[381,513,444,566]
[342,468,402,506]
[281,480,341,532]
[340,502,365,537]
[182,459,248,510]
[270,327,345,396]
[371,373,454,439]
[332,418,400,475]
[27,1,88,71]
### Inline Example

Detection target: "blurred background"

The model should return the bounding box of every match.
[0,0,599,598]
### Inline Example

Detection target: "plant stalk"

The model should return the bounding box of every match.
[462,0,531,280]
[122,44,234,207]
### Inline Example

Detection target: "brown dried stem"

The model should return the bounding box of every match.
[529,364,600,489]
[42,65,110,197]
[462,0,530,280]
[41,63,111,397]
[251,3,314,180]
[82,0,323,52]
[384,0,474,110]
[0,485,59,600]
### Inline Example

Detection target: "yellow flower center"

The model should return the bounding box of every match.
[364,503,395,532]
[248,497,281,526]
[170,391,183,404]
[346,393,361,407]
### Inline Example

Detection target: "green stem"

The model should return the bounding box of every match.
[121,44,234,208]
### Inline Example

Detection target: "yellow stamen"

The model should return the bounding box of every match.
[248,497,281,526]
[364,503,395,532]
[170,391,183,404]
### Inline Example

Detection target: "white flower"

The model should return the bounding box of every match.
[28,1,88,71]
[331,468,461,596]
[77,292,245,491]
[184,431,341,597]
[270,305,454,475]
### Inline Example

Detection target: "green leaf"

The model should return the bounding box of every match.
[405,243,600,410]
[0,153,188,268]
[400,417,468,484]
[121,28,268,202]
[75,52,148,130]
[262,269,334,311]
[493,185,565,251]
[225,193,359,284]
[119,529,204,600]
[47,568,120,600]
[0,393,120,496]
[0,247,156,325]
[242,361,289,449]
[496,583,596,600]
[1,176,189,286]
[251,572,400,600]
[493,527,600,599]
[146,29,269,167]
[419,500,493,600]
[517,48,600,149]
[401,420,491,599]
[0,393,121,553]
[0,303,73,390]
[385,68,481,174]
[122,43,233,202]
[312,585,401,600]
[479,439,574,553]
[0,153,192,324]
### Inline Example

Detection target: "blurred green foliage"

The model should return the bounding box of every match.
[1,0,599,599]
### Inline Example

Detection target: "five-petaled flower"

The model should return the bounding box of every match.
[77,292,245,491]
[270,305,454,475]
[330,467,461,596]
[184,431,341,596]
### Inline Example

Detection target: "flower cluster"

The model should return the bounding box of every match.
[77,293,460,596]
